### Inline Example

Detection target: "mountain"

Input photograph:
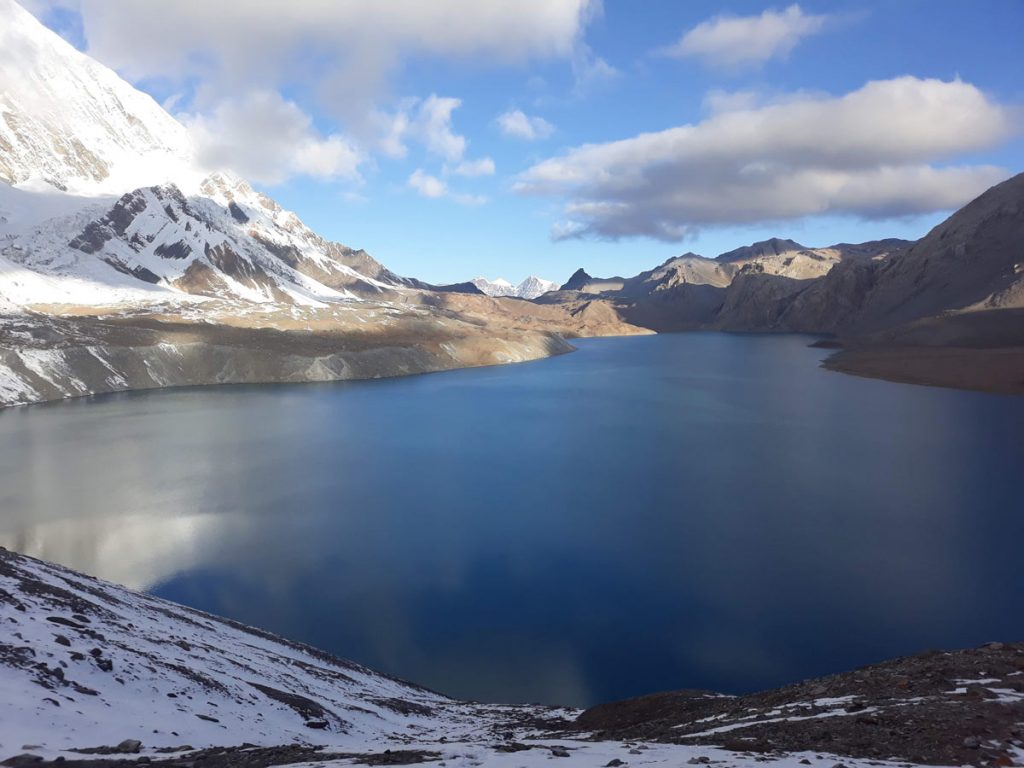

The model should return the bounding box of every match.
[0,0,192,194]
[716,237,806,262]
[516,275,561,299]
[0,0,615,408]
[471,276,516,296]
[539,173,1022,392]
[471,275,560,299]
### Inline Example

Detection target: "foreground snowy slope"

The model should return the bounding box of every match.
[6,546,1019,767]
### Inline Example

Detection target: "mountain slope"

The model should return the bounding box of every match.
[0,0,193,193]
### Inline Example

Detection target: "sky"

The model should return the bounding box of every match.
[26,0,1024,284]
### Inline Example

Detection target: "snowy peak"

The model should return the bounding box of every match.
[471,275,559,299]
[516,275,561,299]
[0,174,411,309]
[0,0,194,193]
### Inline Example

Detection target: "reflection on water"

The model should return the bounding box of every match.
[1,333,1023,707]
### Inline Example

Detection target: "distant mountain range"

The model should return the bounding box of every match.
[471,275,560,299]
[0,0,1021,403]
[538,177,1024,392]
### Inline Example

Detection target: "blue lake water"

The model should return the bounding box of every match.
[2,333,1023,708]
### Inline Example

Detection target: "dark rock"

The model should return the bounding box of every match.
[605,761,626,767]
[549,746,570,758]
[54,635,71,647]
[117,740,142,754]
[228,202,250,224]
[494,743,531,753]
[2,755,43,767]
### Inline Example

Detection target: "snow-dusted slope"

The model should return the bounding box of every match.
[0,0,194,194]
[0,546,522,753]
[471,276,559,299]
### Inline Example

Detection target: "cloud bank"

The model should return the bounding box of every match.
[515,77,1018,241]
[33,0,598,185]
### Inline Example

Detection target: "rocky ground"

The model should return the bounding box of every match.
[570,643,1024,766]
[0,292,627,407]
[820,309,1024,395]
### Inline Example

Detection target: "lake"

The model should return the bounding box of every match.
[1,333,1022,708]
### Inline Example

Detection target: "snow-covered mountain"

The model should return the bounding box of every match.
[1,172,410,308]
[0,0,194,194]
[0,0,425,310]
[471,275,560,299]
[0,0,587,409]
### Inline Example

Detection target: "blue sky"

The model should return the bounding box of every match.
[32,0,1024,284]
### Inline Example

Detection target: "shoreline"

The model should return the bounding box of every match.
[823,345,1024,396]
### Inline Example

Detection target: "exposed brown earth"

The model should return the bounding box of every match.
[567,643,1024,766]
[0,299,583,408]
[821,309,1024,395]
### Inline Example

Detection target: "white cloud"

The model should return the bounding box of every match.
[28,1,600,185]
[408,169,448,199]
[183,91,362,186]
[514,77,1018,241]
[497,110,555,141]
[661,4,828,69]
[378,95,468,161]
[449,158,496,177]
[45,1,596,125]
[408,169,487,206]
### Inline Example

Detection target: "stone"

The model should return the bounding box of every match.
[605,761,626,767]
[550,746,570,758]
[962,736,981,749]
[116,740,142,754]
[2,755,44,767]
